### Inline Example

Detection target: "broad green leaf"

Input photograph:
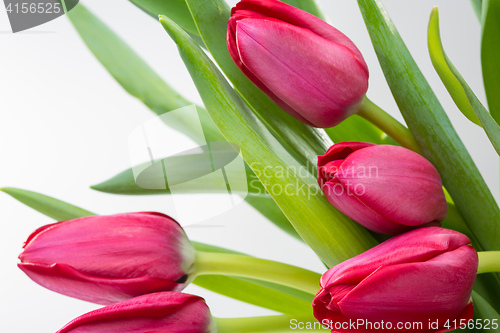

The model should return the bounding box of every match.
[429,8,500,155]
[91,160,264,196]
[66,4,216,143]
[4,188,311,314]
[428,8,481,127]
[481,0,500,123]
[184,0,332,168]
[160,15,377,267]
[357,0,500,253]
[90,160,302,240]
[0,187,94,220]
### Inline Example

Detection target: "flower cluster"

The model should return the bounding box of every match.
[9,0,493,332]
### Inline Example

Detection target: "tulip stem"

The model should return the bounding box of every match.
[477,251,500,274]
[358,97,421,153]
[194,251,321,295]
[215,315,325,332]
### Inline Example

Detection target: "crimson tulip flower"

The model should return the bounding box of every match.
[317,142,447,234]
[56,292,216,333]
[227,0,369,128]
[313,227,477,332]
[18,212,195,305]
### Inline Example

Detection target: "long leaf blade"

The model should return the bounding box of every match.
[129,0,198,37]
[160,15,377,267]
[65,3,299,240]
[481,0,500,123]
[66,4,212,142]
[357,0,500,252]
[428,7,500,155]
[0,187,95,220]
[90,163,302,240]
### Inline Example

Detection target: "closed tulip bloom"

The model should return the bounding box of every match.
[227,0,369,128]
[18,212,195,305]
[57,292,216,333]
[313,227,478,332]
[317,142,447,234]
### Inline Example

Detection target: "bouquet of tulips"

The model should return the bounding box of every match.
[3,0,500,332]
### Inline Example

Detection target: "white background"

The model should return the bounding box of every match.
[0,0,496,332]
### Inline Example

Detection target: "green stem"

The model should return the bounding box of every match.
[194,252,321,295]
[358,97,421,153]
[478,251,500,274]
[215,315,325,333]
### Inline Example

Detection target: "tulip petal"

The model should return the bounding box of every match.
[227,16,314,126]
[57,292,214,333]
[323,181,407,235]
[19,263,184,305]
[235,18,368,127]
[337,145,447,226]
[314,228,476,332]
[20,212,192,281]
[318,141,375,166]
[340,247,476,325]
[233,0,368,75]
[321,227,471,288]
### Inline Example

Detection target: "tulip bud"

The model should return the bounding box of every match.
[227,0,369,128]
[317,142,447,234]
[56,292,216,333]
[18,212,195,305]
[313,227,478,332]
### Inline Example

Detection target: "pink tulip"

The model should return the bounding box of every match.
[317,142,447,234]
[227,0,369,128]
[18,212,195,305]
[56,292,216,333]
[313,227,477,332]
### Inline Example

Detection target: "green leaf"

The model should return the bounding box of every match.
[66,4,216,143]
[192,241,313,315]
[280,0,326,20]
[472,291,500,333]
[428,8,482,127]
[481,0,500,123]
[0,187,94,220]
[92,160,264,196]
[193,275,313,315]
[128,0,205,46]
[129,0,198,36]
[428,8,500,155]
[90,156,303,241]
[4,188,311,314]
[65,5,298,240]
[244,195,301,241]
[471,0,484,20]
[357,0,500,253]
[325,115,394,145]
[160,15,377,267]
[184,0,333,168]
